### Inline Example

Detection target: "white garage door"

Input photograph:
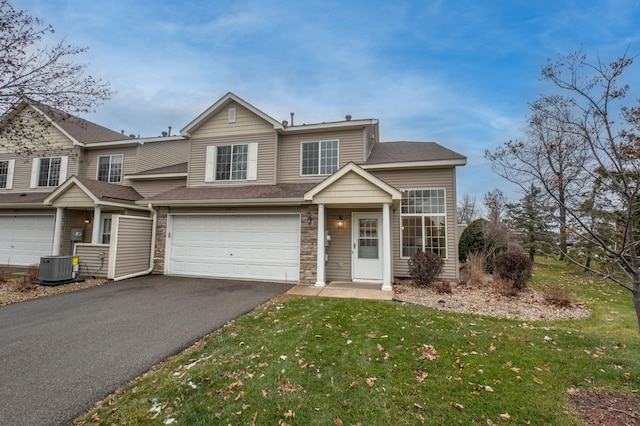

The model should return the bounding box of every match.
[168,214,300,282]
[0,215,54,265]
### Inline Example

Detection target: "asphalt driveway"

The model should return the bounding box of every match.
[0,275,289,425]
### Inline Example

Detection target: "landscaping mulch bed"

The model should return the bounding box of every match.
[0,277,107,306]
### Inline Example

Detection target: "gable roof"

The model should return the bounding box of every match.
[181,92,284,136]
[304,162,402,202]
[44,176,145,207]
[363,141,467,168]
[0,98,126,145]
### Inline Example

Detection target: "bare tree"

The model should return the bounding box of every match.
[490,49,640,333]
[485,97,589,259]
[483,188,506,224]
[0,0,110,155]
[457,193,478,225]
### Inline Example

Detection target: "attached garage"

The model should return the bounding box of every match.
[167,214,300,282]
[0,215,54,265]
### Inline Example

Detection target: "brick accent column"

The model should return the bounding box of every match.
[299,205,318,285]
[153,207,168,274]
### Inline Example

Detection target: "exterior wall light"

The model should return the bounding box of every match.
[337,215,344,228]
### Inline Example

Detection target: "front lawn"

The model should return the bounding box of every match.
[76,259,639,425]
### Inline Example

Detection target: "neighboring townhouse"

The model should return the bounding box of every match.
[0,93,466,289]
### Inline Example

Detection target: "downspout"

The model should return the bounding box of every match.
[112,203,158,281]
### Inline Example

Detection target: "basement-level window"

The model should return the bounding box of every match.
[400,189,447,259]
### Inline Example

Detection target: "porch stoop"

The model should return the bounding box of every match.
[286,281,393,301]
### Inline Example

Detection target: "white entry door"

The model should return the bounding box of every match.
[352,212,383,282]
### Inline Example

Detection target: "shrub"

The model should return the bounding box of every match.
[17,265,39,292]
[408,251,444,287]
[0,268,7,284]
[434,281,452,294]
[493,279,519,297]
[458,218,487,263]
[494,252,532,290]
[542,284,572,307]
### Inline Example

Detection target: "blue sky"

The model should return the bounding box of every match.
[13,0,640,205]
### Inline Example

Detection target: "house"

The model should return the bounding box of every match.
[0,93,466,289]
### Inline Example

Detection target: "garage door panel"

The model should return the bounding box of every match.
[0,215,54,265]
[168,215,300,282]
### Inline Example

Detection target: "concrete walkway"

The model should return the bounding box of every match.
[286,281,393,300]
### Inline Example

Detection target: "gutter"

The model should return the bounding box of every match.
[112,203,158,281]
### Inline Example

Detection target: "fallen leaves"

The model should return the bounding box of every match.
[418,344,439,360]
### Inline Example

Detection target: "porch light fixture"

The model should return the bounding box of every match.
[337,215,344,228]
[306,215,312,224]
[84,218,91,225]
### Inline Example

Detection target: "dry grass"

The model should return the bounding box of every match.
[465,252,486,285]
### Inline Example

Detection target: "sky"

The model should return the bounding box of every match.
[11,0,640,206]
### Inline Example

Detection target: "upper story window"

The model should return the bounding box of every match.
[30,156,68,188]
[400,189,447,259]
[97,154,123,183]
[205,143,258,182]
[301,140,339,176]
[0,160,15,189]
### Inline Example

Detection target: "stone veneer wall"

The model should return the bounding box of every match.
[298,204,318,285]
[152,206,168,274]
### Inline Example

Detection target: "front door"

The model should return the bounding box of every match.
[352,212,383,281]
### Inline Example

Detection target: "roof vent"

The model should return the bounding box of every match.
[161,131,168,137]
[290,112,294,126]
[282,120,288,128]
[345,114,352,121]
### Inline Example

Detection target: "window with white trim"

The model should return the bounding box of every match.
[0,160,15,189]
[97,154,123,183]
[101,214,112,244]
[400,189,447,258]
[301,140,339,176]
[30,156,68,188]
[205,143,258,182]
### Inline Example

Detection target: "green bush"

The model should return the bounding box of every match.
[408,251,444,287]
[494,252,532,290]
[458,218,486,263]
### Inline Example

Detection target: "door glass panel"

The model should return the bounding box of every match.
[358,219,378,259]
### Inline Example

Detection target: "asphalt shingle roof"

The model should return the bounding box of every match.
[74,176,144,204]
[364,141,466,165]
[146,183,318,203]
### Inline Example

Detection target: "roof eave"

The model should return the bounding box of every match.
[140,198,308,207]
[281,119,377,134]
[361,158,467,170]
[84,135,186,148]
[125,173,188,181]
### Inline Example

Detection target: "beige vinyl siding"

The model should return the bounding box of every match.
[190,102,274,139]
[134,139,189,173]
[129,178,187,198]
[325,208,355,282]
[50,185,94,208]
[312,172,393,205]
[74,244,110,278]
[60,209,89,256]
[371,168,459,282]
[188,133,276,187]
[0,148,79,193]
[110,216,153,279]
[278,128,367,183]
[82,146,137,182]
[0,107,76,155]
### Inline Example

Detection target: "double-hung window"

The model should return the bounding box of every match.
[301,140,339,176]
[30,156,68,188]
[0,160,15,189]
[97,154,123,183]
[400,189,447,258]
[205,143,258,182]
